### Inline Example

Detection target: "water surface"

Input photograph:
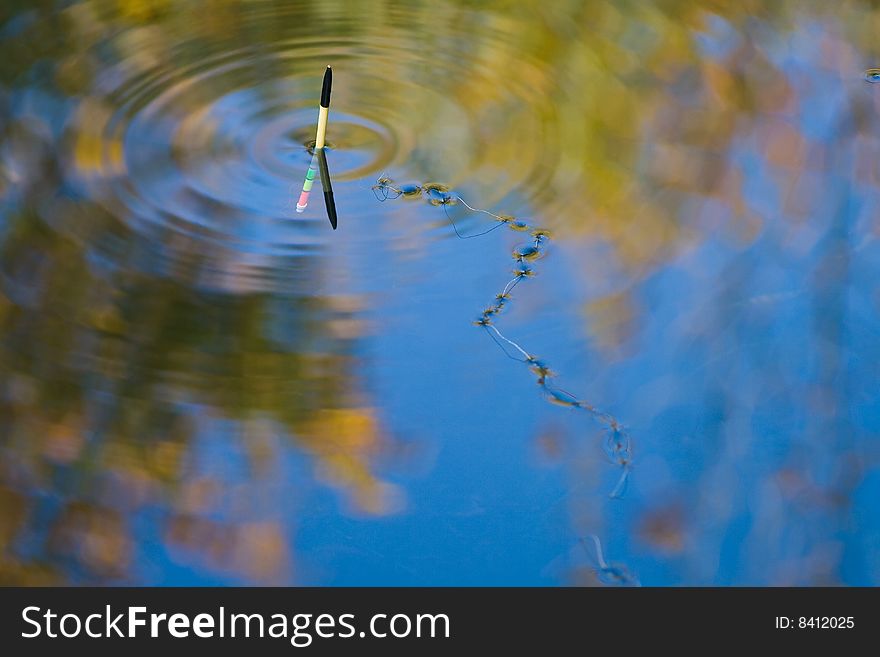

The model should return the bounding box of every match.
[1,0,879,585]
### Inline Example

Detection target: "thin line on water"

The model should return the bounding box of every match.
[483,325,528,362]
[371,175,634,503]
[487,324,531,361]
[442,203,506,239]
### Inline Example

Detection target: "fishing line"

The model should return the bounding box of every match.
[482,326,529,362]
[454,195,508,220]
[581,535,640,586]
[371,175,634,500]
[485,324,531,361]
[443,204,506,239]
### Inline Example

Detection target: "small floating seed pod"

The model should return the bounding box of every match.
[371,177,403,201]
[513,245,542,262]
[545,387,581,408]
[422,182,457,206]
[528,359,554,379]
[399,182,423,197]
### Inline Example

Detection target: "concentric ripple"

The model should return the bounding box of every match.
[49,3,562,279]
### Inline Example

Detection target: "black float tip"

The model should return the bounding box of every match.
[327,198,338,230]
[316,147,337,230]
[320,66,332,108]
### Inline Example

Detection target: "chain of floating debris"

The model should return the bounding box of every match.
[372,177,632,498]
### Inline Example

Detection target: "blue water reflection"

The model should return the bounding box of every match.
[0,0,878,585]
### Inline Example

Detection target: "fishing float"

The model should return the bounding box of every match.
[315,65,332,149]
[295,66,336,229]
